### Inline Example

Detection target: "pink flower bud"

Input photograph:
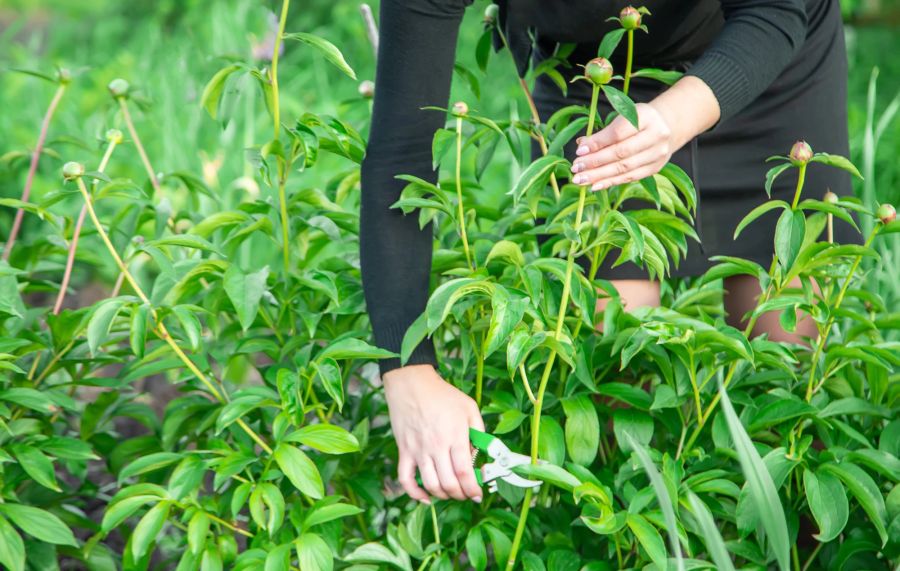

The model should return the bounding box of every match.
[877,203,896,224]
[107,78,130,98]
[63,162,84,180]
[358,80,375,99]
[789,140,813,166]
[584,57,613,86]
[823,190,839,204]
[620,6,642,29]
[452,101,469,116]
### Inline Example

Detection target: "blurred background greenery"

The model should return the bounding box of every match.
[1,0,898,270]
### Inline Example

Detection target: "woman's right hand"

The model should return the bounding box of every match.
[382,364,485,504]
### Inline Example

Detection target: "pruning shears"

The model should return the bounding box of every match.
[416,428,545,493]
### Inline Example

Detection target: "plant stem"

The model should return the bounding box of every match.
[623,30,634,96]
[804,229,878,400]
[117,98,160,193]
[271,0,290,138]
[455,115,474,269]
[54,139,119,314]
[519,363,537,404]
[791,164,807,209]
[73,177,273,455]
[3,83,67,262]
[495,25,560,200]
[506,84,601,570]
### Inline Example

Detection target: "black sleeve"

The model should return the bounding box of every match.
[685,0,807,122]
[359,0,470,376]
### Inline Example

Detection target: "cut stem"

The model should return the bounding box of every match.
[3,83,67,262]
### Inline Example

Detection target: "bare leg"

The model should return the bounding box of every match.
[724,275,816,344]
[595,279,660,330]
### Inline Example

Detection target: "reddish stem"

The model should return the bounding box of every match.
[53,205,87,315]
[3,83,67,262]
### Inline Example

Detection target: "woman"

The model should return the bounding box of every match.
[359,0,855,505]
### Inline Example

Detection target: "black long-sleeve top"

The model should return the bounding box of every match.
[360,0,813,376]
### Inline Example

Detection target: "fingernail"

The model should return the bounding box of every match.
[592,182,606,191]
[571,162,583,173]
[576,136,584,144]
[473,496,483,504]
[573,174,586,184]
[576,145,590,156]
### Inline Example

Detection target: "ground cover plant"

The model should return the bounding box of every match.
[0,1,898,570]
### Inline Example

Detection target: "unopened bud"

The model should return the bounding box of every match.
[62,161,84,180]
[57,68,72,85]
[484,3,499,24]
[585,57,613,86]
[105,128,124,144]
[358,80,375,99]
[107,78,130,98]
[452,101,469,116]
[619,6,642,29]
[789,140,813,166]
[823,190,839,204]
[877,203,896,224]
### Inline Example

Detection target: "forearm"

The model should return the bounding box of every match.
[648,76,721,152]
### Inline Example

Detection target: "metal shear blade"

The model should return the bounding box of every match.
[476,431,545,493]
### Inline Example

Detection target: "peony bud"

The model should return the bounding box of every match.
[62,161,84,180]
[789,140,813,166]
[823,190,839,204]
[105,128,124,144]
[584,57,613,86]
[877,203,896,225]
[484,3,499,24]
[619,6,642,29]
[57,68,72,85]
[107,78,130,98]
[358,80,375,99]
[452,101,469,116]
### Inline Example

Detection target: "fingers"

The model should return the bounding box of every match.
[398,452,430,504]
[451,443,482,502]
[571,144,664,190]
[576,115,640,155]
[434,452,468,501]
[418,456,448,500]
[589,160,665,192]
[571,127,657,175]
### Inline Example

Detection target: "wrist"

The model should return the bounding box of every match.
[383,363,437,386]
[649,75,721,150]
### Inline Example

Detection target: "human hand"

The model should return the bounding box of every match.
[383,364,485,504]
[570,102,674,192]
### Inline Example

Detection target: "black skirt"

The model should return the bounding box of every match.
[530,0,860,280]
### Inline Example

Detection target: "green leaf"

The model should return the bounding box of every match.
[131,501,170,559]
[626,514,667,570]
[145,234,221,255]
[187,511,210,555]
[613,408,653,453]
[302,502,363,531]
[285,424,359,454]
[0,504,77,546]
[718,383,790,571]
[87,297,128,356]
[312,358,344,411]
[803,468,848,542]
[223,264,269,331]
[631,68,683,85]
[264,543,291,571]
[512,463,581,492]
[734,200,789,239]
[625,434,684,569]
[10,444,60,492]
[484,287,527,358]
[250,483,284,534]
[130,303,149,358]
[172,305,202,351]
[538,417,566,467]
[809,153,863,178]
[101,495,158,532]
[508,154,568,205]
[486,240,525,267]
[273,443,324,499]
[317,337,396,361]
[601,85,638,129]
[200,64,242,120]
[119,452,183,483]
[820,462,888,546]
[764,162,792,197]
[345,542,413,571]
[283,33,357,80]
[466,527,488,571]
[561,396,600,466]
[774,209,805,270]
[596,28,626,59]
[686,493,736,571]
[296,533,333,571]
[0,516,24,571]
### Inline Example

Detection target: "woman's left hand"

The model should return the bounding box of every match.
[570,102,674,192]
